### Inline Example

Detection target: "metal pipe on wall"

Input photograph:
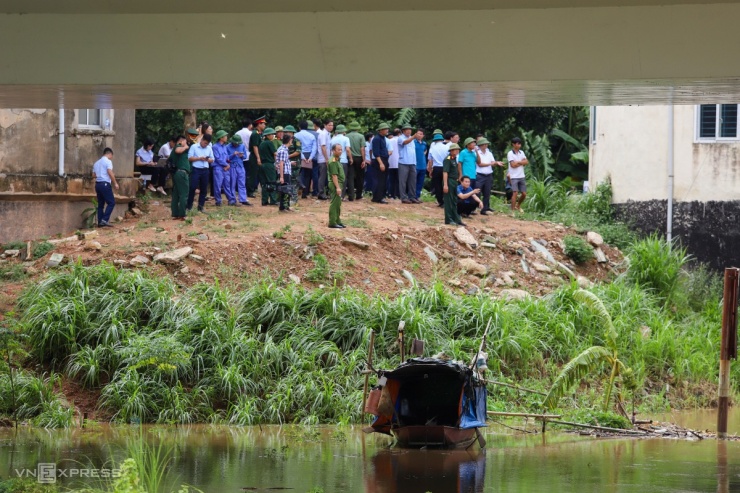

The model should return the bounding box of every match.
[667,105,674,244]
[58,108,65,177]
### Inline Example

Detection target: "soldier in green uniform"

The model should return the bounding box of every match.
[327,143,346,229]
[248,116,266,197]
[443,143,465,226]
[259,127,278,205]
[284,125,302,205]
[273,126,285,151]
[170,135,191,220]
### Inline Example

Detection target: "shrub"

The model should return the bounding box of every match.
[626,235,690,303]
[305,254,330,282]
[563,235,593,264]
[526,177,568,215]
[32,241,54,259]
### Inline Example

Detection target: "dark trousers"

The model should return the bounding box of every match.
[346,155,363,200]
[444,179,462,225]
[209,165,215,197]
[476,173,493,210]
[364,162,375,195]
[247,159,260,196]
[187,167,209,211]
[259,163,278,205]
[415,168,426,199]
[341,162,353,199]
[300,167,313,197]
[136,166,167,188]
[95,181,115,225]
[317,161,328,197]
[311,160,320,195]
[387,168,399,199]
[372,158,388,202]
[431,167,444,205]
[355,160,366,198]
[457,201,477,216]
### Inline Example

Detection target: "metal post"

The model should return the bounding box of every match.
[361,330,376,419]
[398,321,406,362]
[718,267,738,439]
[667,105,674,244]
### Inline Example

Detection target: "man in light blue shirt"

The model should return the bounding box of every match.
[187,134,214,212]
[294,122,317,162]
[92,148,119,227]
[397,124,420,204]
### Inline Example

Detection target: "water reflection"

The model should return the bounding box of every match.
[366,449,486,493]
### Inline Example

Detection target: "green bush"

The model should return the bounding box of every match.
[563,235,593,264]
[32,241,54,259]
[526,177,568,215]
[626,235,690,303]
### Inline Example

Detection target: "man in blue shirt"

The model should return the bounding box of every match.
[371,123,390,204]
[414,128,428,200]
[212,130,236,206]
[92,148,119,227]
[187,133,214,212]
[456,176,483,218]
[397,124,420,204]
[226,134,251,206]
[458,137,481,190]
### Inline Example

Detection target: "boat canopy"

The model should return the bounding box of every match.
[370,358,487,434]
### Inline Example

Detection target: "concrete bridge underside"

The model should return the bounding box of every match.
[1,1,740,108]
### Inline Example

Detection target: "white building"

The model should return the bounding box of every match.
[589,104,740,269]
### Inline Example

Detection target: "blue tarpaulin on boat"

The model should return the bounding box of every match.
[460,384,487,429]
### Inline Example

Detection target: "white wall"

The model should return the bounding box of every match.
[590,105,740,203]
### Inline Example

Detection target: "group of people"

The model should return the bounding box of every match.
[107,117,529,229]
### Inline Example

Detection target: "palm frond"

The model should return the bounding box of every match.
[573,289,617,349]
[542,345,612,410]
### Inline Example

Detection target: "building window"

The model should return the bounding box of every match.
[78,109,102,128]
[697,104,739,141]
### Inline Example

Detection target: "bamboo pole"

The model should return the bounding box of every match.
[482,379,547,396]
[398,321,406,362]
[547,419,645,434]
[718,267,738,439]
[487,411,561,419]
[361,330,376,419]
[470,319,492,371]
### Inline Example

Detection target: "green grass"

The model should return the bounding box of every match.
[0,264,28,282]
[33,241,54,259]
[563,235,593,264]
[273,224,292,239]
[10,239,730,427]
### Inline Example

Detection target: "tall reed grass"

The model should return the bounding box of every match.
[13,249,727,425]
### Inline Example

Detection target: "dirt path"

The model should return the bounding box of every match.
[1,194,623,300]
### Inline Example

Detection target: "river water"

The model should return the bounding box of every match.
[1,412,739,493]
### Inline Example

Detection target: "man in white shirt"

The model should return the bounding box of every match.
[397,124,420,204]
[158,136,176,160]
[386,129,400,199]
[475,137,504,215]
[507,137,529,211]
[316,120,333,200]
[235,118,253,194]
[428,130,452,207]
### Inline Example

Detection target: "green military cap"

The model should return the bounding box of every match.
[463,137,476,147]
[230,134,243,144]
[401,124,413,130]
[214,130,229,140]
[433,129,443,135]
[274,126,284,132]
[377,122,390,131]
[348,121,361,131]
[335,124,348,133]
[186,128,199,136]
[477,137,490,146]
[448,143,461,151]
[263,127,276,136]
[284,125,297,133]
[432,134,444,142]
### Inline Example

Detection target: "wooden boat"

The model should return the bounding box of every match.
[365,358,487,449]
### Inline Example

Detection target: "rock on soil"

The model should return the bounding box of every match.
[556,262,576,280]
[153,247,193,264]
[424,246,438,264]
[594,247,608,263]
[458,258,487,277]
[577,275,594,288]
[46,253,64,268]
[288,274,301,284]
[498,289,531,301]
[130,255,150,266]
[79,230,99,240]
[84,241,102,251]
[342,238,370,250]
[587,231,604,247]
[454,227,479,249]
[529,239,556,264]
